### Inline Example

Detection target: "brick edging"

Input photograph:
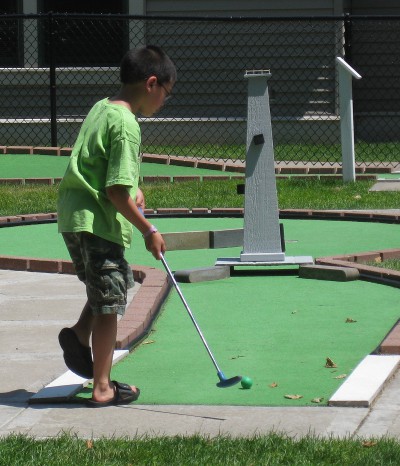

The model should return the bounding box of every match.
[2,209,400,225]
[0,255,170,350]
[316,249,400,355]
[0,213,57,225]
[0,174,378,186]
[316,248,400,284]
[280,209,400,223]
[116,265,171,349]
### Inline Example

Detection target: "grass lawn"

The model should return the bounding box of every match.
[2,432,400,465]
[141,142,400,165]
[2,178,400,216]
[366,258,400,272]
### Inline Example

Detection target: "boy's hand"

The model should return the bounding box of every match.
[144,231,166,260]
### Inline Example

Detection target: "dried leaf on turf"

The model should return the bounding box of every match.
[284,394,303,400]
[311,397,324,403]
[334,374,347,379]
[143,340,155,345]
[345,318,357,323]
[269,382,278,388]
[362,441,377,448]
[325,357,337,368]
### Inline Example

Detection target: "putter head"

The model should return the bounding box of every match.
[216,371,242,388]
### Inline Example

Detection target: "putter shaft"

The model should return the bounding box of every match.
[160,254,222,373]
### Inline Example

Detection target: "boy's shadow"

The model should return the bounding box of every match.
[0,389,86,409]
[0,389,35,406]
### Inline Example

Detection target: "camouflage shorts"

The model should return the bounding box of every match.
[62,232,135,316]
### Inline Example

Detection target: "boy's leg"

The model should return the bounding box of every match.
[92,314,117,402]
[59,233,94,378]
[81,233,139,404]
[91,313,117,402]
[71,301,94,348]
[91,313,138,403]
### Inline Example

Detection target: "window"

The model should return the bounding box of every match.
[39,0,129,66]
[0,0,22,66]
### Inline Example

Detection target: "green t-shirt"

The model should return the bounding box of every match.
[57,98,141,248]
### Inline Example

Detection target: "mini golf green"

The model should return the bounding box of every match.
[1,218,399,406]
[109,275,398,406]
[0,154,236,179]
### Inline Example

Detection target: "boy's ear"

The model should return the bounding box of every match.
[145,75,158,89]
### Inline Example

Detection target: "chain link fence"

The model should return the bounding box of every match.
[0,13,399,168]
[350,16,400,167]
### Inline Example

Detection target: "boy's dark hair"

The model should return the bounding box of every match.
[120,45,177,85]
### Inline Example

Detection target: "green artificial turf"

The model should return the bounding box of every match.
[0,154,234,179]
[2,218,400,266]
[107,274,398,406]
[2,218,400,406]
[0,154,69,178]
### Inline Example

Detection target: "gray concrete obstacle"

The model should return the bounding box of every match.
[299,264,360,281]
[163,229,244,251]
[163,231,210,250]
[174,266,230,283]
[210,228,243,248]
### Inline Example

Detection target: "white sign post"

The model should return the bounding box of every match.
[336,57,362,182]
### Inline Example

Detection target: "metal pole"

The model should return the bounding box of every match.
[160,254,222,374]
[343,13,353,64]
[48,12,57,147]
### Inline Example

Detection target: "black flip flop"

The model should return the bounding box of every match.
[86,381,140,407]
[58,327,93,379]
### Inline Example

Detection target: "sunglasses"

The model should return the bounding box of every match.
[158,82,173,101]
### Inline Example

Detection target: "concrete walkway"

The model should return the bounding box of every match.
[1,269,400,440]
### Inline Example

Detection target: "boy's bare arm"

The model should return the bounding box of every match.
[106,185,165,260]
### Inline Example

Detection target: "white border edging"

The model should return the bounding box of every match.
[29,349,129,403]
[329,355,400,407]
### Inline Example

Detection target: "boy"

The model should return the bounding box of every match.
[57,45,176,407]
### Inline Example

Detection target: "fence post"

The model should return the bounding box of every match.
[336,57,362,183]
[343,13,352,63]
[48,11,57,147]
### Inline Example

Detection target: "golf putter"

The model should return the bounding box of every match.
[160,253,242,388]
